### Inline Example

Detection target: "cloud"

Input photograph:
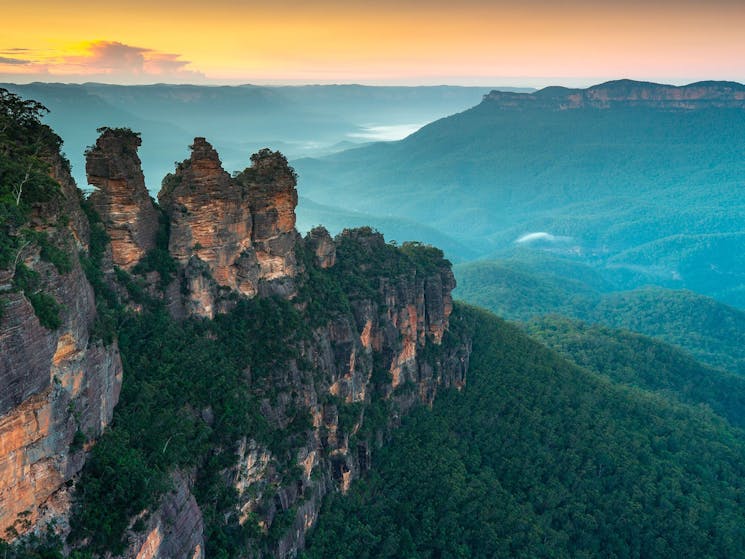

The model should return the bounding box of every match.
[0,41,206,83]
[0,56,29,65]
[64,41,204,80]
[515,231,573,244]
[78,41,149,73]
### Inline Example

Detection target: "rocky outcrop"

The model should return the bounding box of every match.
[236,149,299,297]
[1,122,469,558]
[0,155,123,539]
[159,138,253,291]
[484,80,745,110]
[159,140,299,317]
[47,151,90,251]
[122,472,204,559]
[306,227,336,269]
[86,128,159,270]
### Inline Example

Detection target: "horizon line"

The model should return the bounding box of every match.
[3,77,745,90]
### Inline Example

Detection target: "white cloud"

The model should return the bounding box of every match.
[515,231,573,244]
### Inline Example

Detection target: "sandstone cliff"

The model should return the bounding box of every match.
[0,139,123,539]
[157,139,298,318]
[235,149,299,297]
[121,472,204,559]
[1,122,469,559]
[86,128,159,270]
[306,227,336,269]
[484,79,745,110]
[220,227,468,558]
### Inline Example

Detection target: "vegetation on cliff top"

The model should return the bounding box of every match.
[0,88,72,328]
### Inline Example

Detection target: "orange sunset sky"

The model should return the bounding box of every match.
[2,0,744,87]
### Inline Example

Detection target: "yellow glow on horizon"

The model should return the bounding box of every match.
[2,0,744,84]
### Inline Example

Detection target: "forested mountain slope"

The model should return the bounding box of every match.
[304,306,745,558]
[525,316,745,430]
[455,257,745,375]
[295,80,745,307]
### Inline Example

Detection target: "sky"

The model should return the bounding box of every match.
[1,0,744,87]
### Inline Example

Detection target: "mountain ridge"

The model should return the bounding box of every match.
[485,79,745,109]
[293,78,745,307]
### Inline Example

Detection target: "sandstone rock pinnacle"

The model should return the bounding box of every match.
[86,128,159,270]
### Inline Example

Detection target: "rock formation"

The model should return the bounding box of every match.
[159,139,299,317]
[86,128,159,270]
[306,226,336,269]
[1,125,469,558]
[121,227,467,559]
[120,472,204,559]
[236,148,299,296]
[0,147,123,539]
[484,79,745,110]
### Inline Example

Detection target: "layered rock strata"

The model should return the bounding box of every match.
[86,128,159,270]
[0,152,123,539]
[485,79,745,110]
[158,139,298,317]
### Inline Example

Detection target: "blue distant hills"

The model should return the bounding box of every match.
[293,80,745,308]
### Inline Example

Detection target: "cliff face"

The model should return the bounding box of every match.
[114,225,467,559]
[122,472,204,559]
[0,148,123,539]
[306,227,336,269]
[86,129,159,270]
[1,124,469,558]
[236,149,299,296]
[157,139,298,318]
[222,228,468,559]
[484,80,745,110]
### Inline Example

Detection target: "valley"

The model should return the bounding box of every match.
[294,80,745,308]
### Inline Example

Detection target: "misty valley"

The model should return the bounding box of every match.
[2,79,745,558]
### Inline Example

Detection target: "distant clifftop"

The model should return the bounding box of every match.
[483,79,745,110]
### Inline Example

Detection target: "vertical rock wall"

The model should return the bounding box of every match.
[86,128,159,270]
[157,139,299,317]
[0,153,123,539]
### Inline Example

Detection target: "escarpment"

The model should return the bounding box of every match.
[484,79,745,110]
[1,122,470,559]
[0,122,123,540]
